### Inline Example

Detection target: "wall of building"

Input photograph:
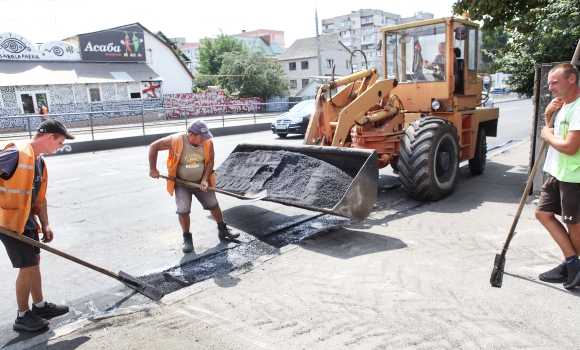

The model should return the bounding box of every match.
[144,31,192,94]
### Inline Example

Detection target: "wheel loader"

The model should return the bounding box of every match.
[215,16,499,221]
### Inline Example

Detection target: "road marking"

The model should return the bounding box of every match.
[100,171,121,176]
[55,178,78,183]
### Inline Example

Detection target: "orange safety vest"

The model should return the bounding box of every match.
[166,132,215,195]
[0,143,48,233]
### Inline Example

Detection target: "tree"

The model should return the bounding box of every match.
[479,28,508,73]
[218,46,288,100]
[452,0,548,31]
[493,0,580,94]
[196,31,243,76]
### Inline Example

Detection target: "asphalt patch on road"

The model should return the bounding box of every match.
[137,214,351,295]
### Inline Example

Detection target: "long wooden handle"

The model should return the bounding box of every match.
[159,174,234,197]
[0,226,138,287]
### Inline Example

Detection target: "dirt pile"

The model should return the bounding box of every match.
[216,150,354,209]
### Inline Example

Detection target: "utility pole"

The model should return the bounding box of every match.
[315,8,322,76]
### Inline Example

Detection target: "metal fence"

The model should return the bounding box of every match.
[0,101,303,145]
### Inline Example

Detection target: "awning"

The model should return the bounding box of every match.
[0,61,163,86]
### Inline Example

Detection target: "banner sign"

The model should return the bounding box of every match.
[79,25,146,62]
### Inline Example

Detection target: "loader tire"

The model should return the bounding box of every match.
[397,117,460,201]
[469,128,486,175]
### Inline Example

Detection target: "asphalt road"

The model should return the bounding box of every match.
[0,99,534,347]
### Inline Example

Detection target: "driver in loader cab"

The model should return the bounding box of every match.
[148,119,240,253]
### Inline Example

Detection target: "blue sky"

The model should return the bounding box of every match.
[0,0,458,48]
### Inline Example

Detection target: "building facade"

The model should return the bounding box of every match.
[277,34,352,97]
[0,23,193,128]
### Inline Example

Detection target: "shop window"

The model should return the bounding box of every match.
[301,61,309,70]
[130,92,142,99]
[289,62,296,71]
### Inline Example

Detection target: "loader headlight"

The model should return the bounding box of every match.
[431,100,441,111]
[292,117,304,123]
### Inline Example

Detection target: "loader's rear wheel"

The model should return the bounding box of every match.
[397,117,460,201]
[469,128,486,175]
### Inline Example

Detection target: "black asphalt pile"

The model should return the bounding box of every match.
[216,150,354,209]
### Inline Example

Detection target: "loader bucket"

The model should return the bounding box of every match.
[215,143,378,221]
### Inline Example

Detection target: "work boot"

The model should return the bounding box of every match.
[218,222,240,240]
[13,310,49,332]
[182,232,194,253]
[32,302,69,319]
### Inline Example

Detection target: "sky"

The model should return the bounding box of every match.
[0,0,458,48]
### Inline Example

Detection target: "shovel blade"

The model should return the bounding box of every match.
[118,271,165,301]
[490,253,505,288]
[245,189,268,201]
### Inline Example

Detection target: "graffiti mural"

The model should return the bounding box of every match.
[163,91,263,118]
[40,41,80,60]
[142,81,162,99]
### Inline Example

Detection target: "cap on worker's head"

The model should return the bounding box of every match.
[36,118,75,140]
[188,119,213,140]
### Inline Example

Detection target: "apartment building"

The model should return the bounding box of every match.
[321,9,433,76]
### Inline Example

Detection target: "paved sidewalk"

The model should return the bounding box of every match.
[8,138,578,350]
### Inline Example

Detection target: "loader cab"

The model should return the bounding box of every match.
[382,17,481,113]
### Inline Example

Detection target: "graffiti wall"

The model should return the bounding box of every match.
[0,32,80,61]
[0,83,162,129]
[163,91,262,118]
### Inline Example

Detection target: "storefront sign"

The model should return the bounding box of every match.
[79,25,146,62]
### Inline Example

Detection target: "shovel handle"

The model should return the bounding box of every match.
[159,174,229,196]
[0,226,137,287]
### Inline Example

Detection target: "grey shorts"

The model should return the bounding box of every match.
[174,184,219,215]
[0,229,40,268]
[537,175,580,224]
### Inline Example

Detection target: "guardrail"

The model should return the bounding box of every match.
[0,101,301,144]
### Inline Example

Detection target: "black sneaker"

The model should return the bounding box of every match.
[182,232,193,253]
[563,259,580,290]
[539,264,567,283]
[31,302,69,319]
[14,310,49,332]
[218,222,240,240]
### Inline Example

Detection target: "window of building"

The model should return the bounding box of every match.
[352,30,356,34]
[289,62,296,71]
[302,79,309,88]
[326,59,334,68]
[89,87,101,102]
[361,17,374,24]
[346,61,350,69]
[290,80,297,89]
[362,27,373,33]
[352,20,357,26]
[362,35,374,41]
[130,92,142,99]
[301,61,309,70]
[361,44,374,50]
[342,38,351,44]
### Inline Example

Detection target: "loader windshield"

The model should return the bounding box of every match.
[384,22,447,83]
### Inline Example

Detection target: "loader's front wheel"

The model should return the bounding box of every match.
[397,117,460,201]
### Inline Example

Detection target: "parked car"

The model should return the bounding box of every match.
[482,91,494,107]
[490,87,508,94]
[271,99,316,138]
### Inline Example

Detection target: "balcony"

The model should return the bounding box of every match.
[322,28,334,33]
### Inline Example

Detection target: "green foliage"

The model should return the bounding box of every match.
[479,28,508,73]
[196,31,243,75]
[452,0,548,31]
[218,46,289,100]
[494,0,580,94]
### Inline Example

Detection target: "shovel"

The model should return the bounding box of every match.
[0,226,164,301]
[159,174,268,201]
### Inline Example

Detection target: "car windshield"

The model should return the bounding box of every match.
[289,100,315,112]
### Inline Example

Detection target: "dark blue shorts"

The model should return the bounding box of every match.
[0,229,40,268]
